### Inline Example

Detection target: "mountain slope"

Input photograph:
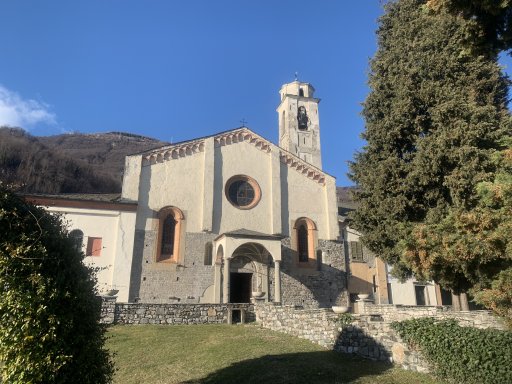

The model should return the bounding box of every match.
[0,127,168,194]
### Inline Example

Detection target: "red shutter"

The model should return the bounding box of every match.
[86,237,102,256]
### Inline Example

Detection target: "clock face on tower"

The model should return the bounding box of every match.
[297,106,309,130]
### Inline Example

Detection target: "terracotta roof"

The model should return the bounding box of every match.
[22,193,137,212]
[22,193,124,202]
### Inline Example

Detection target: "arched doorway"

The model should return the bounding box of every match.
[229,243,271,303]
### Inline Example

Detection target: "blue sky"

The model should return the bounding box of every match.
[0,1,510,186]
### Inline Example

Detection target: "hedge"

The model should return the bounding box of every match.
[391,318,512,384]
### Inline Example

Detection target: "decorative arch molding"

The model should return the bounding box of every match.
[214,128,271,153]
[156,206,185,263]
[279,151,326,185]
[231,242,272,265]
[293,217,318,267]
[141,140,205,166]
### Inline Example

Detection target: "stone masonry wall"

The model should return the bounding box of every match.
[255,302,506,373]
[255,303,340,348]
[100,298,254,325]
[358,302,507,330]
[100,296,116,324]
[132,231,216,304]
[279,238,348,309]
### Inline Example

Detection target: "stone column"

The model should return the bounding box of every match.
[274,260,281,303]
[223,257,231,304]
[214,262,222,303]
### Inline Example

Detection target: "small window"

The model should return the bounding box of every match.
[316,250,323,271]
[86,237,102,256]
[298,224,309,262]
[204,242,213,265]
[69,229,83,253]
[299,88,304,97]
[294,217,317,266]
[350,241,364,261]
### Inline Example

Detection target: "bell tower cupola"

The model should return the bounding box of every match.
[277,80,322,169]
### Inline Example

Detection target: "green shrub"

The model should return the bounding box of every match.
[391,318,512,384]
[0,186,114,383]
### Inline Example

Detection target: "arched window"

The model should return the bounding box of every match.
[298,224,308,262]
[299,88,304,97]
[161,214,176,259]
[293,217,317,266]
[157,206,184,263]
[69,229,83,253]
[204,242,213,265]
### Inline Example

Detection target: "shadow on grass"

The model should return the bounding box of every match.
[181,350,392,384]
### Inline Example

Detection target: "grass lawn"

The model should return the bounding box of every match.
[107,324,443,384]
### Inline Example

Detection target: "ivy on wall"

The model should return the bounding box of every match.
[391,318,512,384]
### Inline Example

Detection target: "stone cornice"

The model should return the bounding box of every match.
[138,127,330,185]
[141,139,205,166]
[214,128,271,153]
[279,151,326,185]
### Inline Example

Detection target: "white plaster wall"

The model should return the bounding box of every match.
[45,207,135,302]
[122,155,142,201]
[282,164,335,240]
[345,226,362,242]
[110,211,137,302]
[131,131,337,241]
[137,151,205,232]
[213,142,273,234]
[388,277,438,306]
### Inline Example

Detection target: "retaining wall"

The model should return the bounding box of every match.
[358,302,507,330]
[100,297,254,325]
[254,302,505,372]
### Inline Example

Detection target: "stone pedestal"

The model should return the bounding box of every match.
[355,298,374,314]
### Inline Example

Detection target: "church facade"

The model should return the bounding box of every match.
[27,80,351,308]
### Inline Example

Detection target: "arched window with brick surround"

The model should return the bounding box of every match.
[293,217,317,266]
[157,206,184,263]
[298,224,308,262]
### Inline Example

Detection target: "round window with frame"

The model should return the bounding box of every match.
[225,175,261,209]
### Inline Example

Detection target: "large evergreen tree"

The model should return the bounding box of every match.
[427,0,512,54]
[349,0,511,293]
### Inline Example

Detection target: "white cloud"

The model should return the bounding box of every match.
[0,85,56,129]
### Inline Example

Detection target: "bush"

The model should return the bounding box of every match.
[391,318,512,384]
[0,186,114,383]
[473,268,512,328]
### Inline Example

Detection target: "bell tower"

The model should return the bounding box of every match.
[277,80,322,169]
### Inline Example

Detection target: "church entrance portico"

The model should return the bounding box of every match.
[213,229,283,304]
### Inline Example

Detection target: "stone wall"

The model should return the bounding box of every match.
[100,296,116,324]
[334,314,429,372]
[129,231,348,309]
[357,301,507,330]
[130,231,217,303]
[255,303,339,348]
[278,238,348,309]
[255,302,506,373]
[100,298,254,325]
